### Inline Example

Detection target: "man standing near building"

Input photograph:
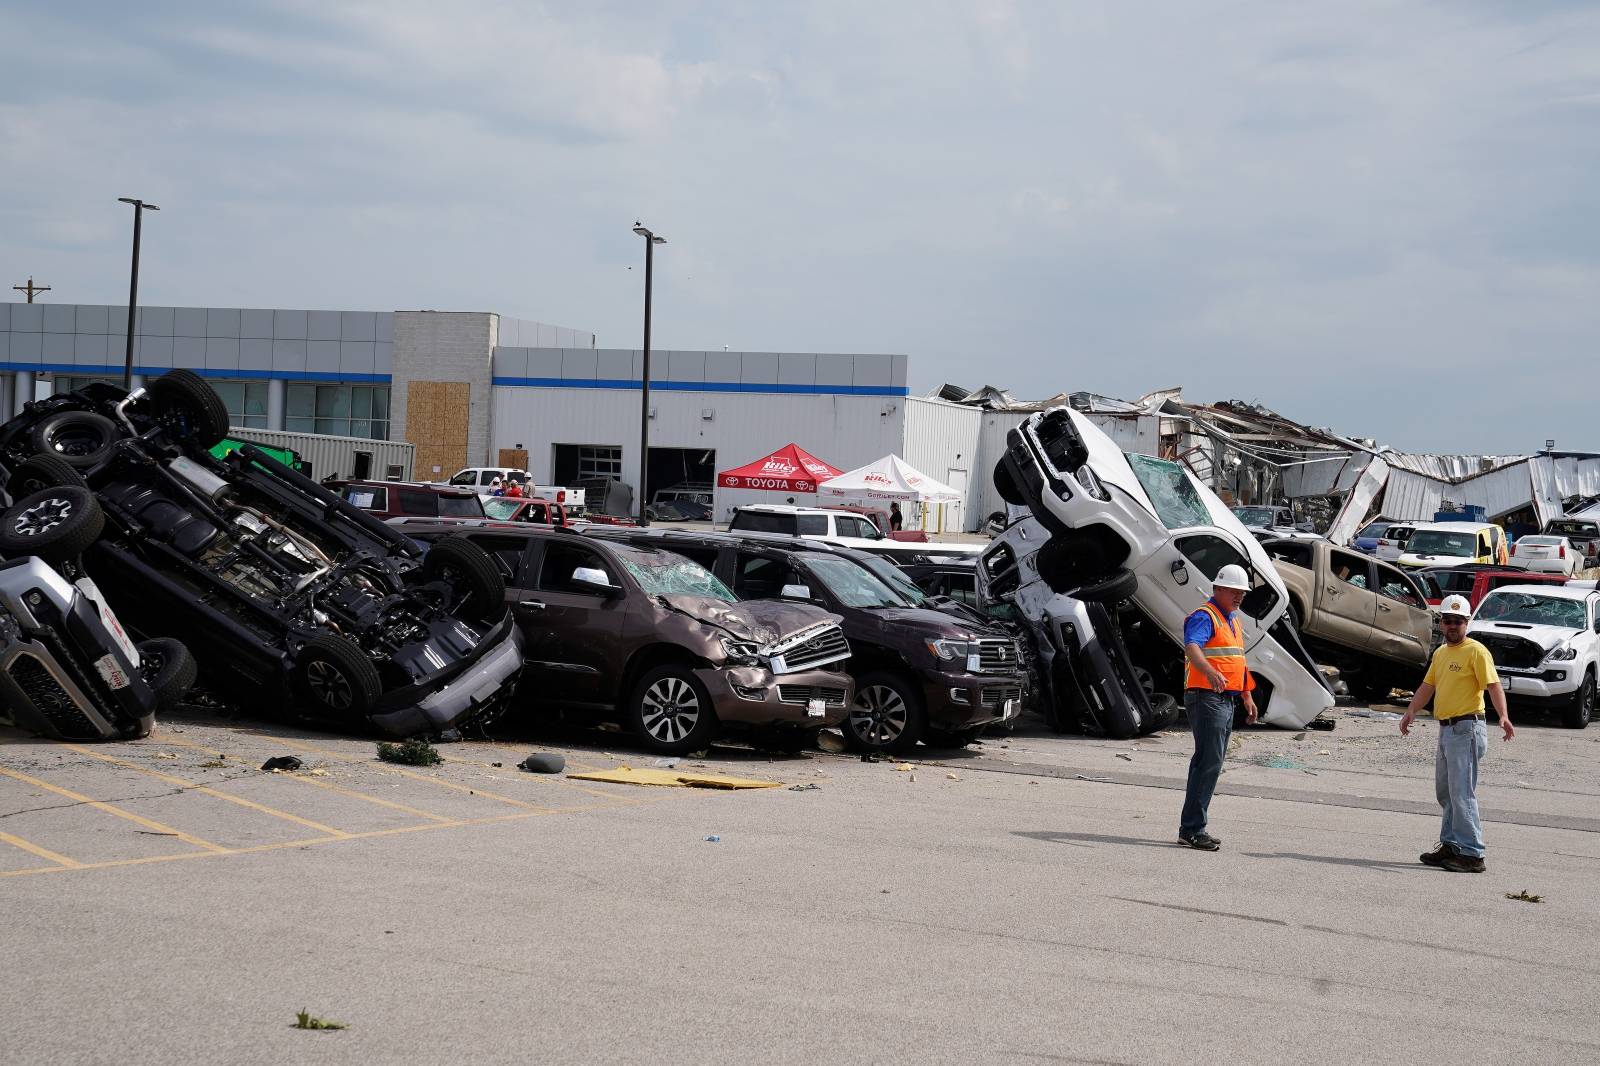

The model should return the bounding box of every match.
[1400,594,1514,873]
[1178,564,1256,851]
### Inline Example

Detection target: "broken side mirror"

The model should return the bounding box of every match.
[780,583,813,601]
[570,567,620,597]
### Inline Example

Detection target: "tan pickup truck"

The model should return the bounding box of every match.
[1263,538,1436,701]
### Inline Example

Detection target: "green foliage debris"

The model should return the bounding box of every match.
[1505,890,1544,904]
[376,738,441,766]
[293,1009,347,1031]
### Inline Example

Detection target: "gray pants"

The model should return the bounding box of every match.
[1437,716,1488,858]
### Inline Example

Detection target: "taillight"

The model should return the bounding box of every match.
[557,490,566,503]
[1560,545,1566,558]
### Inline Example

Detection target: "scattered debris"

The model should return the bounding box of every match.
[518,753,565,774]
[1115,753,1134,761]
[1317,750,1331,756]
[491,761,503,768]
[375,739,441,767]
[154,752,179,760]
[198,759,227,769]
[435,728,463,743]
[1292,732,1307,742]
[861,752,886,763]
[653,757,680,769]
[567,766,781,789]
[1505,890,1544,904]
[1259,754,1304,770]
[817,731,848,753]
[945,772,960,780]
[260,756,304,773]
[704,834,721,842]
[893,763,915,772]
[688,750,709,758]
[1308,718,1336,731]
[306,768,328,777]
[1348,709,1402,721]
[788,782,821,792]
[292,1010,347,1031]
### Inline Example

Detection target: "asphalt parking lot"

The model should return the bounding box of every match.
[3,704,1599,1065]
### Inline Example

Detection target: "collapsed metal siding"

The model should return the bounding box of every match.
[1084,413,1161,457]
[902,397,983,530]
[973,410,1028,527]
[1282,452,1369,498]
[223,426,415,481]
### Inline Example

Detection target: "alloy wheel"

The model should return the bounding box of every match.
[641,677,702,744]
[306,660,355,710]
[11,496,73,537]
[850,684,909,746]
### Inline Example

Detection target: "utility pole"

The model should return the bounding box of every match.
[11,278,50,303]
[632,222,665,525]
[117,197,160,388]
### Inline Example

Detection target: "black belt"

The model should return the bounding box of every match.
[1438,714,1485,723]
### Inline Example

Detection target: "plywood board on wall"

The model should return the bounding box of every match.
[407,380,470,478]
[498,448,529,470]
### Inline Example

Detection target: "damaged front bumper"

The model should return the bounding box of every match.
[699,664,853,729]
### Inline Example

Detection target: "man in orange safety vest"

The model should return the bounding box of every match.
[1177,563,1257,851]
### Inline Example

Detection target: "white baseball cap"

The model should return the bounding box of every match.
[1439,594,1472,618]
[1214,564,1251,591]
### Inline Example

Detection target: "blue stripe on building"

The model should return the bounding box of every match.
[490,377,909,396]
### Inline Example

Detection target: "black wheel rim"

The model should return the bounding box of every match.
[306,660,355,710]
[850,685,908,745]
[138,647,166,684]
[10,496,74,537]
[640,677,701,743]
[48,423,109,458]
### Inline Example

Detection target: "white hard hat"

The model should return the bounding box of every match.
[1439,594,1472,618]
[1214,564,1251,591]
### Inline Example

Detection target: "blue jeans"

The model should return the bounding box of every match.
[1180,689,1237,838]
[1437,716,1488,857]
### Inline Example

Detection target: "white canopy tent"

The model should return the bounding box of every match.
[818,454,963,502]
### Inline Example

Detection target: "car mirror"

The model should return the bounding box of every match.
[780,583,813,600]
[570,567,620,596]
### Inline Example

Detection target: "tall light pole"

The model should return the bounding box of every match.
[632,222,665,525]
[117,197,159,388]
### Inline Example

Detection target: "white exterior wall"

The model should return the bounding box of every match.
[223,426,416,481]
[491,388,906,522]
[901,397,982,531]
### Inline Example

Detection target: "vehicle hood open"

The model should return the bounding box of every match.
[657,594,840,646]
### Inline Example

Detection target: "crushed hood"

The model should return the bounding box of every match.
[657,595,839,646]
[1471,622,1572,653]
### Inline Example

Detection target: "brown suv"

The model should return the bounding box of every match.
[392,522,855,754]
[334,480,485,521]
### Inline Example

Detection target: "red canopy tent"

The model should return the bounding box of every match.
[716,443,843,493]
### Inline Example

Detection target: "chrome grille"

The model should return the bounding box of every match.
[8,653,97,737]
[774,625,850,671]
[980,684,1024,708]
[975,638,1022,673]
[777,684,848,707]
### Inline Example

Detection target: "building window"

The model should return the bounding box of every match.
[210,380,269,429]
[578,445,622,481]
[284,384,389,440]
[54,375,116,394]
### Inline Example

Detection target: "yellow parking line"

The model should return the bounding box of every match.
[57,743,350,839]
[154,736,455,825]
[0,765,227,853]
[0,830,81,868]
[252,734,557,811]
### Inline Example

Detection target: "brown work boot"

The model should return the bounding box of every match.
[1419,842,1455,867]
[1441,852,1486,873]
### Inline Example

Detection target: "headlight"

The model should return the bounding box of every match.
[1074,465,1111,502]
[927,638,981,672]
[720,638,762,666]
[1545,646,1578,662]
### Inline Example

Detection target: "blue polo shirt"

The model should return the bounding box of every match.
[1183,597,1239,647]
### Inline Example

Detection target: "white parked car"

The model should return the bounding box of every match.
[1469,584,1598,728]
[726,505,980,562]
[987,406,1335,729]
[1509,535,1583,576]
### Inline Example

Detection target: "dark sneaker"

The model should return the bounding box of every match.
[1420,842,1456,867]
[1179,833,1221,851]
[1441,853,1486,873]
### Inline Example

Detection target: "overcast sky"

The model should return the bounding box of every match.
[2,1,1596,453]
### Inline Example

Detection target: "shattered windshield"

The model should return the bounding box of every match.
[618,551,736,603]
[854,554,928,606]
[1476,592,1586,630]
[1231,506,1277,527]
[483,498,522,520]
[804,555,909,609]
[1127,454,1211,530]
[1406,531,1476,557]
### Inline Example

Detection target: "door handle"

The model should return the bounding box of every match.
[515,600,546,611]
[1325,585,1337,594]
[1378,603,1391,612]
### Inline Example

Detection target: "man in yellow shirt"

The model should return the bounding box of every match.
[1400,594,1515,873]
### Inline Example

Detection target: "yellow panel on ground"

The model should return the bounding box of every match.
[566,767,782,790]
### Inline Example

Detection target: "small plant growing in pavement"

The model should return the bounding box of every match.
[376,738,441,766]
[293,1009,347,1031]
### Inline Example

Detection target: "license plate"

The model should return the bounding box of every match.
[806,699,827,718]
[94,653,132,690]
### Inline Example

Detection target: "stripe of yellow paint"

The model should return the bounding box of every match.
[0,765,227,853]
[155,736,454,825]
[56,743,350,838]
[0,830,81,868]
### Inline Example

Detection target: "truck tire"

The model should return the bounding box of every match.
[29,411,119,469]
[148,369,230,448]
[843,670,926,754]
[7,453,87,497]
[1564,673,1593,730]
[136,637,198,711]
[993,458,1025,505]
[0,486,105,563]
[1071,567,1138,604]
[1036,537,1116,591]
[296,634,382,721]
[627,664,720,755]
[422,536,505,621]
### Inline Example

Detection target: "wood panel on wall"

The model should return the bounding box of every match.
[497,448,529,470]
[406,380,471,478]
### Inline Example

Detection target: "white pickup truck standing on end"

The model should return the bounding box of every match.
[1469,585,1598,729]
